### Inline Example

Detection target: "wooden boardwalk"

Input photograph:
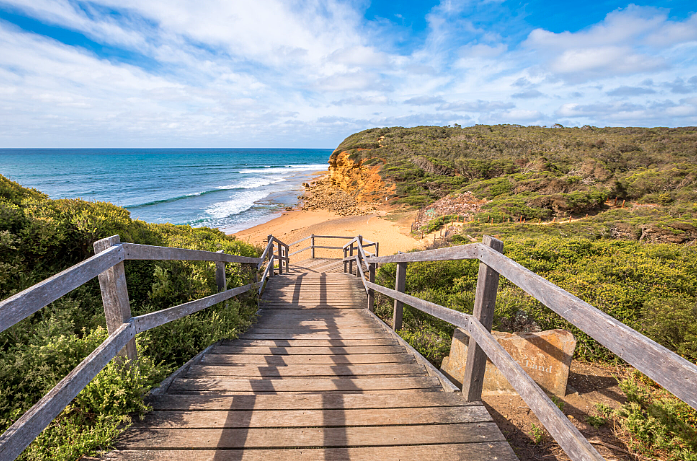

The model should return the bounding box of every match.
[102,260,516,460]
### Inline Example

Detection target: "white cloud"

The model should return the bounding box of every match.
[0,1,696,147]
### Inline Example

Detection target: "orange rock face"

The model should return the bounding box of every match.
[328,151,395,204]
[441,329,576,397]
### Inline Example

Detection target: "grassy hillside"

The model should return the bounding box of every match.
[0,175,259,460]
[334,125,697,243]
[334,125,697,459]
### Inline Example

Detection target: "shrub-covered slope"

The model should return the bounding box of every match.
[333,125,697,241]
[0,175,259,460]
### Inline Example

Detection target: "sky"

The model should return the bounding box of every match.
[0,0,695,148]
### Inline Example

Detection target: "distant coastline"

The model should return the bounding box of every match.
[0,148,331,234]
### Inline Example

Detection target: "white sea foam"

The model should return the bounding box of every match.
[205,190,269,218]
[216,176,285,190]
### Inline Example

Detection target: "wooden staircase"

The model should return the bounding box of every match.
[102,262,516,460]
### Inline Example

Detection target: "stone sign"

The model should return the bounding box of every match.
[440,328,576,397]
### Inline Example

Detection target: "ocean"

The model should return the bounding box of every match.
[0,148,331,233]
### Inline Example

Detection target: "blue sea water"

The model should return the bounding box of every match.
[0,148,331,233]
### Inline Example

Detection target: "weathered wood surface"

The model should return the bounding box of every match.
[478,244,697,411]
[366,278,603,460]
[0,244,124,335]
[0,323,135,461]
[133,284,254,333]
[121,243,260,264]
[368,242,481,264]
[94,236,137,360]
[392,262,406,331]
[462,235,503,402]
[102,443,517,461]
[105,261,514,460]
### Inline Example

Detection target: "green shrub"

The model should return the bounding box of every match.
[0,175,260,460]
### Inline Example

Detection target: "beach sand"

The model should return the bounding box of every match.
[232,209,422,261]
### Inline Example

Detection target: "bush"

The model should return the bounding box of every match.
[0,175,260,460]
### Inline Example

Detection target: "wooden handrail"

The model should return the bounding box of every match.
[0,322,136,461]
[363,280,603,460]
[0,245,125,335]
[133,283,255,333]
[345,235,697,460]
[0,235,260,460]
[477,244,697,411]
[122,243,261,264]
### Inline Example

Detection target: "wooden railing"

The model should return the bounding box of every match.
[287,234,378,259]
[344,236,697,461]
[0,235,262,461]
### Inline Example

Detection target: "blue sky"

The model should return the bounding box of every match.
[0,0,695,148]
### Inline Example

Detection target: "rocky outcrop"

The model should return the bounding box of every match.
[328,151,394,203]
[639,223,697,244]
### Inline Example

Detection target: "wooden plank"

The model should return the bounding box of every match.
[259,255,274,293]
[147,391,477,411]
[214,250,226,292]
[133,284,254,333]
[462,235,503,402]
[393,262,406,331]
[168,376,442,393]
[200,353,415,365]
[209,346,407,355]
[258,240,275,268]
[243,328,384,335]
[287,235,311,247]
[132,405,491,429]
[101,442,517,461]
[366,278,602,459]
[116,422,505,449]
[368,263,375,312]
[185,363,427,378]
[366,311,460,393]
[0,323,134,461]
[250,319,375,328]
[239,333,386,340]
[0,244,124,334]
[94,236,137,360]
[217,339,399,347]
[121,243,260,265]
[479,244,697,412]
[288,246,311,257]
[368,242,481,264]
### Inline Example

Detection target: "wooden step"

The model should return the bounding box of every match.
[210,346,406,355]
[147,392,474,411]
[131,405,492,429]
[185,363,427,378]
[217,339,398,347]
[168,376,443,393]
[116,423,505,449]
[104,443,517,460]
[199,353,415,365]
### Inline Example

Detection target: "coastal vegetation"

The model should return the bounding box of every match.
[331,125,697,459]
[0,175,259,459]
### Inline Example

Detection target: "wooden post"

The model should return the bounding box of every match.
[357,235,363,276]
[93,235,137,361]
[368,263,376,312]
[311,234,315,259]
[375,242,379,257]
[393,262,407,331]
[215,250,226,293]
[277,239,283,275]
[349,243,354,275]
[343,247,347,273]
[462,235,504,402]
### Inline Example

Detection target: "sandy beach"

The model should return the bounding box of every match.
[232,208,422,260]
